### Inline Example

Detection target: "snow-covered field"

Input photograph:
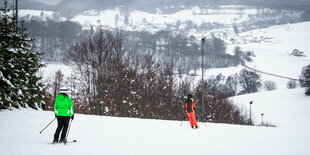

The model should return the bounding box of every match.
[19,10,54,20]
[230,21,310,89]
[71,6,256,31]
[1,87,310,155]
[40,62,72,80]
[232,88,310,128]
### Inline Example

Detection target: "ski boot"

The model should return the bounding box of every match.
[59,139,67,144]
[52,139,58,143]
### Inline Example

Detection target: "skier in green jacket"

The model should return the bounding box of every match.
[53,87,74,143]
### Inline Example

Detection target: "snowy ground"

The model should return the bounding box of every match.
[40,62,72,80]
[231,22,310,89]
[231,88,310,128]
[1,87,310,155]
[6,7,310,155]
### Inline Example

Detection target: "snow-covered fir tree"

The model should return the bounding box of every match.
[300,64,310,95]
[0,0,45,109]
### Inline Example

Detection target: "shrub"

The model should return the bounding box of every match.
[287,80,297,89]
[263,80,277,91]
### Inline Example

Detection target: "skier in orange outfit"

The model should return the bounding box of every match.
[185,94,198,129]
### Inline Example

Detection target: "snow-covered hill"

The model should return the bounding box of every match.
[232,88,310,128]
[1,87,309,155]
[71,6,257,30]
[228,21,310,89]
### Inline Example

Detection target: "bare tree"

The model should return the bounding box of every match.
[224,74,239,96]
[44,70,64,110]
[238,69,262,94]
[53,70,64,99]
[68,29,126,115]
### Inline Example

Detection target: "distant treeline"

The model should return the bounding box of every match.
[13,0,310,18]
[24,19,241,71]
[24,20,83,62]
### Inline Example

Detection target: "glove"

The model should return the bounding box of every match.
[71,115,74,120]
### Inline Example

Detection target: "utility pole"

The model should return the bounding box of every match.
[16,0,18,28]
[250,101,253,125]
[261,113,264,126]
[201,37,206,122]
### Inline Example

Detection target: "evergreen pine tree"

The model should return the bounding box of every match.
[0,0,45,110]
[300,64,310,95]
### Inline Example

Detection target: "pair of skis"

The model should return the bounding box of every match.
[48,140,77,145]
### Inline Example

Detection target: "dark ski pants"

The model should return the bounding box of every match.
[54,116,70,141]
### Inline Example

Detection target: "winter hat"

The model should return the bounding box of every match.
[187,94,193,99]
[59,87,69,94]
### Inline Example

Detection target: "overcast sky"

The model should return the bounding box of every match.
[29,0,61,5]
[27,0,310,6]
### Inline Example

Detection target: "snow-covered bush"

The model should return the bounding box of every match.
[263,80,277,91]
[287,80,297,89]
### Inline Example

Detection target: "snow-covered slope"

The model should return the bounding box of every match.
[19,10,54,20]
[231,88,310,128]
[228,21,310,89]
[1,88,310,155]
[71,6,256,31]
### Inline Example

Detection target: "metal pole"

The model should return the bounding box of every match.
[250,101,253,125]
[15,0,18,28]
[261,113,264,126]
[201,37,206,122]
[65,119,72,144]
[39,118,56,134]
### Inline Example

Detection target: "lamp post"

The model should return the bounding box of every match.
[201,37,206,121]
[249,101,253,125]
[16,0,18,23]
[13,0,18,29]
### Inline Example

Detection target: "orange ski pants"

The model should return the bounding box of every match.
[187,112,197,127]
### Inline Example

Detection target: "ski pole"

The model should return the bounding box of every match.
[180,120,183,127]
[39,118,56,134]
[65,118,72,144]
[202,122,208,127]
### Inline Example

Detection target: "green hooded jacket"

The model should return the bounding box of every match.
[54,94,74,117]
